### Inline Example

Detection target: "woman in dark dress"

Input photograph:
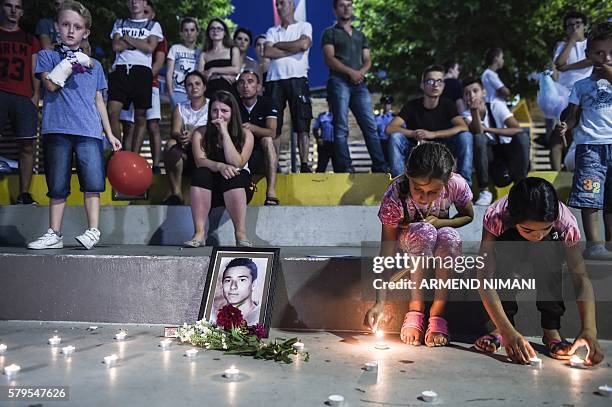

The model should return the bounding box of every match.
[185,91,254,248]
[197,18,240,99]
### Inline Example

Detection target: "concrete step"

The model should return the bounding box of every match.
[1,246,610,338]
[0,202,602,247]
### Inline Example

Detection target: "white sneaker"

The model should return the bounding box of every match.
[75,228,100,250]
[27,229,63,249]
[475,190,493,206]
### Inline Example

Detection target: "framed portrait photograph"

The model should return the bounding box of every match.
[198,247,280,330]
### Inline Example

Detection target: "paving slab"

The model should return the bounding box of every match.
[0,322,611,406]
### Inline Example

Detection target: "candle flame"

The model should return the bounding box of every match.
[375,330,384,339]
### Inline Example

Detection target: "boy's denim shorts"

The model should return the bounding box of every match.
[568,144,612,210]
[43,134,106,199]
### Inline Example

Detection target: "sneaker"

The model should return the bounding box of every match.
[152,165,162,175]
[27,229,63,249]
[0,160,11,174]
[583,244,612,261]
[75,228,101,250]
[300,163,312,173]
[475,190,493,206]
[16,192,38,205]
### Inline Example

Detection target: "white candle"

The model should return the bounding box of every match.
[529,356,542,367]
[104,354,118,367]
[223,366,240,380]
[0,344,7,353]
[327,394,344,407]
[48,336,61,346]
[421,390,438,402]
[293,341,305,353]
[374,330,389,350]
[115,331,127,341]
[4,364,20,379]
[570,355,585,368]
[61,346,75,356]
[598,385,612,398]
[159,339,172,350]
[364,361,378,372]
[185,348,198,358]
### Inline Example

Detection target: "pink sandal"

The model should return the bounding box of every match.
[425,316,450,347]
[400,311,426,345]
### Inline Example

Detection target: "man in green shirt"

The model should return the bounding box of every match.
[322,0,388,173]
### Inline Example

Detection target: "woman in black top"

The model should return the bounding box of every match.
[197,18,240,99]
[186,91,254,248]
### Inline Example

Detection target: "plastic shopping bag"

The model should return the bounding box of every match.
[537,72,570,119]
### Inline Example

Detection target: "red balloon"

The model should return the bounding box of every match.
[107,151,153,196]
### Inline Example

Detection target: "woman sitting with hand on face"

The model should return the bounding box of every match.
[185,90,254,248]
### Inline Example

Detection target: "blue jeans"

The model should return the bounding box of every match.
[327,75,388,172]
[388,131,473,185]
[43,134,106,199]
[568,144,612,210]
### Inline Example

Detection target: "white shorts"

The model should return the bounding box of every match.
[120,87,161,122]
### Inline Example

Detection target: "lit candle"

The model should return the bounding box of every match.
[61,346,75,356]
[374,330,389,350]
[223,366,240,380]
[184,348,198,358]
[292,341,305,353]
[0,344,7,353]
[4,364,20,379]
[159,339,172,350]
[327,394,344,407]
[48,335,61,346]
[104,354,118,367]
[421,390,438,403]
[598,385,612,398]
[569,355,585,368]
[529,356,542,368]
[115,331,127,341]
[364,361,378,372]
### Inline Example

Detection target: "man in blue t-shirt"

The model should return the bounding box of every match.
[375,95,394,164]
[313,98,336,172]
[35,0,64,49]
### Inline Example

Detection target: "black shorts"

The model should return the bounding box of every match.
[108,65,153,110]
[190,167,254,207]
[0,91,38,139]
[265,77,312,135]
[247,143,266,174]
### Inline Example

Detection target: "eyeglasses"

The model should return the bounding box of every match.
[210,27,225,32]
[566,22,583,29]
[424,79,444,87]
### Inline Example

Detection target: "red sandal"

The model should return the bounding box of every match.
[544,338,573,360]
[474,333,503,353]
[425,316,450,347]
[400,311,425,345]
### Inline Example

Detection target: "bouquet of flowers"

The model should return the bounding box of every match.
[178,305,309,363]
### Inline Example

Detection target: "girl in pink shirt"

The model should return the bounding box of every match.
[476,177,603,365]
[366,143,474,347]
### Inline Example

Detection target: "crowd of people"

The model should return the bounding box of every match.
[0,0,610,368]
[0,0,609,256]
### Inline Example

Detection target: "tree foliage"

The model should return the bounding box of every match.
[353,0,611,101]
[20,0,233,67]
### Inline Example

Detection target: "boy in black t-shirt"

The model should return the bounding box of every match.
[385,64,471,182]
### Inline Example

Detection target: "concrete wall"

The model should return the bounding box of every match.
[0,205,603,248]
[1,247,611,338]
